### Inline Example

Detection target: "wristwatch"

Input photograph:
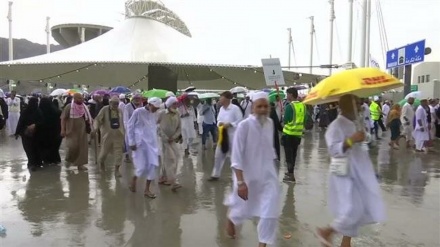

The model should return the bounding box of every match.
[237,181,245,186]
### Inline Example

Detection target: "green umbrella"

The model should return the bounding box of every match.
[142,89,170,99]
[398,98,420,108]
[269,91,285,103]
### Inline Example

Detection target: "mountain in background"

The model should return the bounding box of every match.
[0,37,64,62]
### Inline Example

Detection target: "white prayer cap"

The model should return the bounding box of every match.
[373,96,380,101]
[165,96,178,108]
[251,91,269,102]
[148,97,162,108]
[165,91,175,97]
[119,94,126,99]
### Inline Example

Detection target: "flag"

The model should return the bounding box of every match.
[370,55,380,68]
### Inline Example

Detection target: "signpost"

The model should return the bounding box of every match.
[385,40,426,96]
[410,85,418,92]
[386,39,425,69]
[262,58,285,112]
[261,58,285,86]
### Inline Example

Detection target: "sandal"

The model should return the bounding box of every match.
[314,228,333,247]
[171,184,182,192]
[144,192,157,199]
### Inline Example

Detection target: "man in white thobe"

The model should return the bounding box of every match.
[127,97,162,198]
[6,91,21,136]
[118,94,126,112]
[196,101,204,135]
[240,96,252,118]
[158,97,182,191]
[428,99,438,141]
[123,94,143,161]
[361,99,372,134]
[208,91,243,181]
[316,94,385,247]
[401,97,415,148]
[225,92,280,247]
[178,95,197,155]
[412,99,430,152]
[382,100,390,124]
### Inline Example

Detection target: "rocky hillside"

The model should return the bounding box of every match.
[0,37,63,62]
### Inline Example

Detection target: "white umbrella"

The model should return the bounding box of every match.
[199,92,220,99]
[230,86,247,94]
[184,86,196,92]
[404,91,421,99]
[50,88,67,96]
[187,92,199,97]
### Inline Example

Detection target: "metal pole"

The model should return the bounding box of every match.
[8,1,13,61]
[329,0,335,75]
[347,0,354,62]
[287,28,292,70]
[365,0,371,66]
[309,16,315,74]
[360,0,367,67]
[80,27,85,43]
[46,17,51,54]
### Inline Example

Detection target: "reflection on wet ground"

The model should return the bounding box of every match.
[0,130,439,247]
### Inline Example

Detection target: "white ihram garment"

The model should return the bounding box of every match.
[382,104,390,122]
[325,115,385,237]
[429,105,437,139]
[401,103,415,142]
[127,107,160,180]
[412,106,430,150]
[196,103,204,135]
[178,105,196,150]
[362,103,372,132]
[211,103,243,178]
[225,115,280,245]
[123,103,141,155]
[6,97,20,135]
[158,110,181,181]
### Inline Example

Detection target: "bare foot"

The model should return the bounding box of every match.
[226,219,236,239]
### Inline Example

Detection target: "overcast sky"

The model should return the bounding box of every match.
[1,0,439,75]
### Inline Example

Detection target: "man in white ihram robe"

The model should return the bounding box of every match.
[225,92,280,247]
[316,94,385,247]
[6,91,20,136]
[123,94,143,161]
[178,95,197,155]
[412,99,430,152]
[401,97,415,147]
[127,97,162,198]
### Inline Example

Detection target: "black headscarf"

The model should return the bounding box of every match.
[15,97,42,136]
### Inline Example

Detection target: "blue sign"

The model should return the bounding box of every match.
[386,40,425,69]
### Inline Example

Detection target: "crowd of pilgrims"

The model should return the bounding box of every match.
[0,87,439,246]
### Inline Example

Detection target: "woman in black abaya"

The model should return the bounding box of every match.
[15,97,43,171]
[39,97,62,165]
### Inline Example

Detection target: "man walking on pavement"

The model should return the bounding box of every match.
[282,88,305,183]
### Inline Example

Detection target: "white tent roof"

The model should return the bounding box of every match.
[0,17,321,90]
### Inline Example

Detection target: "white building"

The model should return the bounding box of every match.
[412,62,440,99]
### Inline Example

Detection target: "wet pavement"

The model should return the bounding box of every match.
[0,130,439,247]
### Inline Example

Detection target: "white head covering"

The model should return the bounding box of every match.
[0,89,4,98]
[165,96,178,108]
[119,94,126,99]
[148,97,162,108]
[165,91,175,97]
[373,96,380,101]
[251,91,269,102]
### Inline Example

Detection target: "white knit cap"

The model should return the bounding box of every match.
[251,91,269,102]
[165,96,178,108]
[119,94,126,99]
[165,91,175,97]
[148,97,162,108]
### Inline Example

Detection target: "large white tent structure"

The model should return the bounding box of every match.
[0,0,322,91]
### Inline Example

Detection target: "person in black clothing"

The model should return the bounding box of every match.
[270,102,283,161]
[0,96,8,130]
[39,97,62,165]
[15,97,43,171]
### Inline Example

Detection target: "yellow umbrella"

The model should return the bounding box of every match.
[303,68,403,105]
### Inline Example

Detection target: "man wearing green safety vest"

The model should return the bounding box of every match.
[282,88,305,182]
[369,96,386,140]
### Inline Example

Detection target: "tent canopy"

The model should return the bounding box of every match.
[0,17,322,90]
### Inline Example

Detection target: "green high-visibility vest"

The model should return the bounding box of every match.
[283,102,305,136]
[370,102,380,121]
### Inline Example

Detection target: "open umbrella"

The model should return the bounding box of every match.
[50,88,67,96]
[404,91,422,100]
[66,88,83,95]
[142,89,170,99]
[230,86,247,94]
[183,86,196,93]
[91,89,109,96]
[398,98,420,108]
[110,86,131,94]
[187,92,199,98]
[199,93,220,99]
[268,91,285,103]
[303,68,402,105]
